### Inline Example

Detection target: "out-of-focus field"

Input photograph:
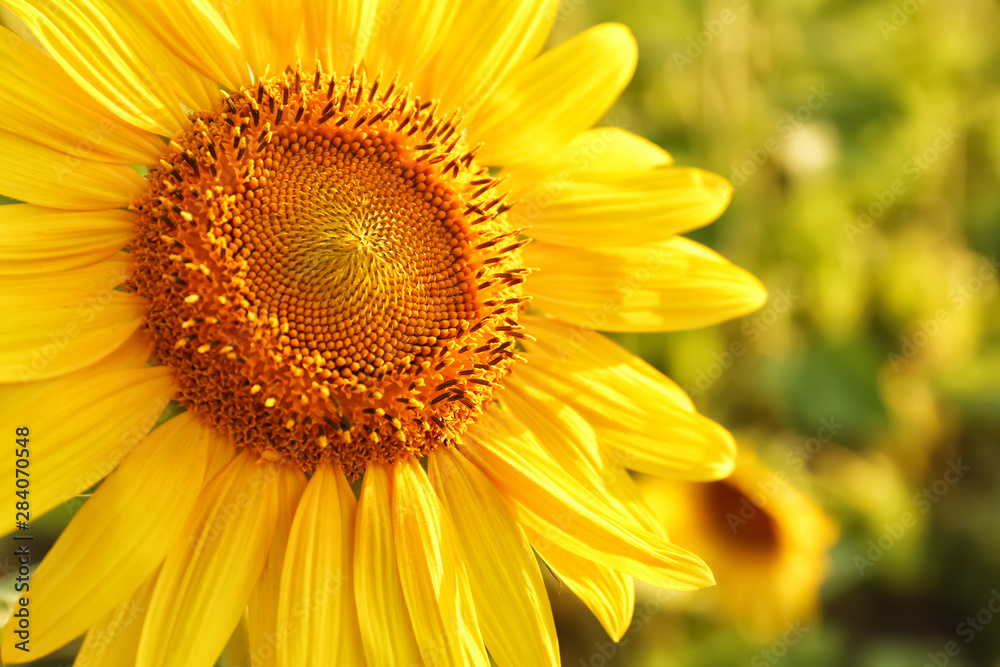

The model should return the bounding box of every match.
[546,0,1000,665]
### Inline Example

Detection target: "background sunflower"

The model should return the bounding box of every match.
[1,0,999,666]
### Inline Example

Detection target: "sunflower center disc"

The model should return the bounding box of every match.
[130,66,528,476]
[704,481,780,552]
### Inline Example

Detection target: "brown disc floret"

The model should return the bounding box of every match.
[129,65,529,476]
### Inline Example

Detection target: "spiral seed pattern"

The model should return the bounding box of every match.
[130,65,529,476]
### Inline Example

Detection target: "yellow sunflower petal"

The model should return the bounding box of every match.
[421,0,559,116]
[0,28,165,164]
[72,573,157,667]
[276,463,364,666]
[392,457,489,666]
[469,23,637,166]
[0,255,143,382]
[0,205,133,275]
[2,412,211,660]
[247,465,307,667]
[503,127,674,199]
[0,325,152,397]
[225,0,302,77]
[364,0,460,86]
[0,130,147,210]
[0,348,172,533]
[462,408,714,591]
[118,0,246,91]
[137,451,280,667]
[3,0,219,134]
[4,324,153,390]
[354,463,422,667]
[531,537,634,641]
[203,430,239,481]
[301,0,378,73]
[518,314,737,480]
[513,167,731,248]
[500,380,664,536]
[524,236,767,332]
[222,0,302,80]
[429,448,559,667]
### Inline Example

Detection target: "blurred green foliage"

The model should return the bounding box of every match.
[547,0,1000,665]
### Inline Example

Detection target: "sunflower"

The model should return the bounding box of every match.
[639,447,838,639]
[0,1,766,665]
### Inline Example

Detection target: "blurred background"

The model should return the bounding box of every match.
[2,0,999,665]
[542,0,1000,665]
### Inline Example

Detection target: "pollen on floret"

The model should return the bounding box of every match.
[129,64,530,477]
